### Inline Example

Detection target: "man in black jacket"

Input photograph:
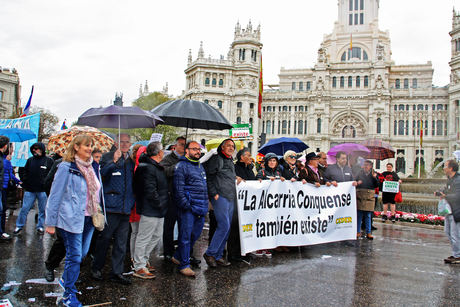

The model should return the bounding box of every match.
[14,142,53,235]
[324,151,357,187]
[159,136,185,262]
[203,139,236,268]
[440,159,460,264]
[132,142,168,279]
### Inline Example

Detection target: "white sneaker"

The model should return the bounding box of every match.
[2,233,11,239]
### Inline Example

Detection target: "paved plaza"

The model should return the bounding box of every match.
[0,210,459,307]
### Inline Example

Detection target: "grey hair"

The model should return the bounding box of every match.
[146,141,163,157]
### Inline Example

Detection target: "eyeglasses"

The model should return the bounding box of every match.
[288,155,296,159]
[188,147,201,151]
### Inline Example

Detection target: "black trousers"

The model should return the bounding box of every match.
[227,199,241,258]
[1,189,7,233]
[45,230,66,270]
[162,197,178,257]
[92,213,130,275]
[208,209,217,244]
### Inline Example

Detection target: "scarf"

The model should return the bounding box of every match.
[75,156,100,215]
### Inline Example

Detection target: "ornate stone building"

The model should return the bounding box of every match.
[184,0,460,176]
[183,21,262,154]
[0,67,20,118]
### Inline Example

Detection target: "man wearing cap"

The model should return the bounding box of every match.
[299,152,331,187]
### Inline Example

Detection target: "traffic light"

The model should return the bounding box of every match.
[259,133,266,148]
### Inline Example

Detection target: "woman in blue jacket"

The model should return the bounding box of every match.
[45,135,102,307]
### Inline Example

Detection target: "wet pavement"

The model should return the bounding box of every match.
[1,210,459,307]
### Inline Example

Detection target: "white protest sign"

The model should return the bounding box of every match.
[149,133,163,143]
[382,181,399,193]
[236,181,357,255]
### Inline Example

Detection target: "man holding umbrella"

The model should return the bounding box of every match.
[324,151,357,186]
[91,133,135,285]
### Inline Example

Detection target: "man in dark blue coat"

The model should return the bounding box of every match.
[173,141,208,277]
[324,151,357,187]
[91,134,135,285]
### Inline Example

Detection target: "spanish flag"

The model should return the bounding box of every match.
[350,33,353,50]
[420,120,423,147]
[258,55,263,119]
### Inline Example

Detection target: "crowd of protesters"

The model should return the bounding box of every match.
[0,134,459,307]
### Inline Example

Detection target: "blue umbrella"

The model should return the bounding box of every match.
[0,128,36,142]
[258,137,309,155]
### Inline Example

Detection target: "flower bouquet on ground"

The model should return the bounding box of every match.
[374,211,445,226]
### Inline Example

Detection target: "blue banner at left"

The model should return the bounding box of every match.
[0,113,41,167]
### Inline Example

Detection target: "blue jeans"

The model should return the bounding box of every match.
[206,196,233,260]
[58,228,82,297]
[357,210,372,234]
[174,209,205,270]
[445,214,460,258]
[0,195,3,234]
[16,191,47,229]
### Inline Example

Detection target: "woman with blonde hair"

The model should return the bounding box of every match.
[45,135,103,307]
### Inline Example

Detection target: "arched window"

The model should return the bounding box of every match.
[417,104,424,110]
[395,79,400,89]
[332,77,337,88]
[212,78,217,86]
[282,120,287,134]
[348,76,353,88]
[250,103,254,109]
[376,118,381,133]
[398,104,404,111]
[219,79,224,86]
[217,100,223,109]
[436,104,443,110]
[364,76,369,87]
[394,121,397,135]
[398,120,404,135]
[205,78,210,86]
[236,117,241,124]
[237,101,242,108]
[204,99,209,104]
[317,118,321,133]
[340,76,345,88]
[356,76,360,87]
[298,120,304,134]
[282,106,288,112]
[306,81,311,91]
[412,78,417,88]
[299,82,303,91]
[292,82,296,90]
[299,106,304,112]
[403,78,409,89]
[436,120,443,136]
[342,125,356,138]
[266,121,271,135]
[341,47,368,61]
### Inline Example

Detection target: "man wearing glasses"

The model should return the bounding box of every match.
[172,141,208,277]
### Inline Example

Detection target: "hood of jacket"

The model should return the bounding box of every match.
[30,142,46,156]
[217,138,235,160]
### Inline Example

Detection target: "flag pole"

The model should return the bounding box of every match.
[418,142,421,178]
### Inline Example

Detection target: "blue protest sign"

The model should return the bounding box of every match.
[0,113,41,167]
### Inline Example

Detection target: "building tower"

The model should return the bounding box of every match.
[183,21,262,155]
[449,8,460,150]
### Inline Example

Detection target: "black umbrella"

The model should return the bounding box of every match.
[151,99,232,138]
[76,105,163,138]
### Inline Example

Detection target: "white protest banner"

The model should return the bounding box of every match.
[0,113,40,167]
[149,133,163,143]
[382,181,399,193]
[237,180,357,255]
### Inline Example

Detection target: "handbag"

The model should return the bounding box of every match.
[92,208,105,231]
[394,191,402,203]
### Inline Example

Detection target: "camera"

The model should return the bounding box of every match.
[434,191,442,196]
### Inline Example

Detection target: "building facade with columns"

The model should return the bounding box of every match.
[0,67,20,119]
[184,0,460,176]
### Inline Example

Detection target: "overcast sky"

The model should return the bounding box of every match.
[1,0,459,124]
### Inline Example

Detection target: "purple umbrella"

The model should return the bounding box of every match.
[76,105,163,137]
[327,143,370,163]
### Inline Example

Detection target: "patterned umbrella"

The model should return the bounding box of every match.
[48,126,115,157]
[361,139,395,160]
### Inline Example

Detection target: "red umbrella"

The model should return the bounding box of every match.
[361,139,395,160]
